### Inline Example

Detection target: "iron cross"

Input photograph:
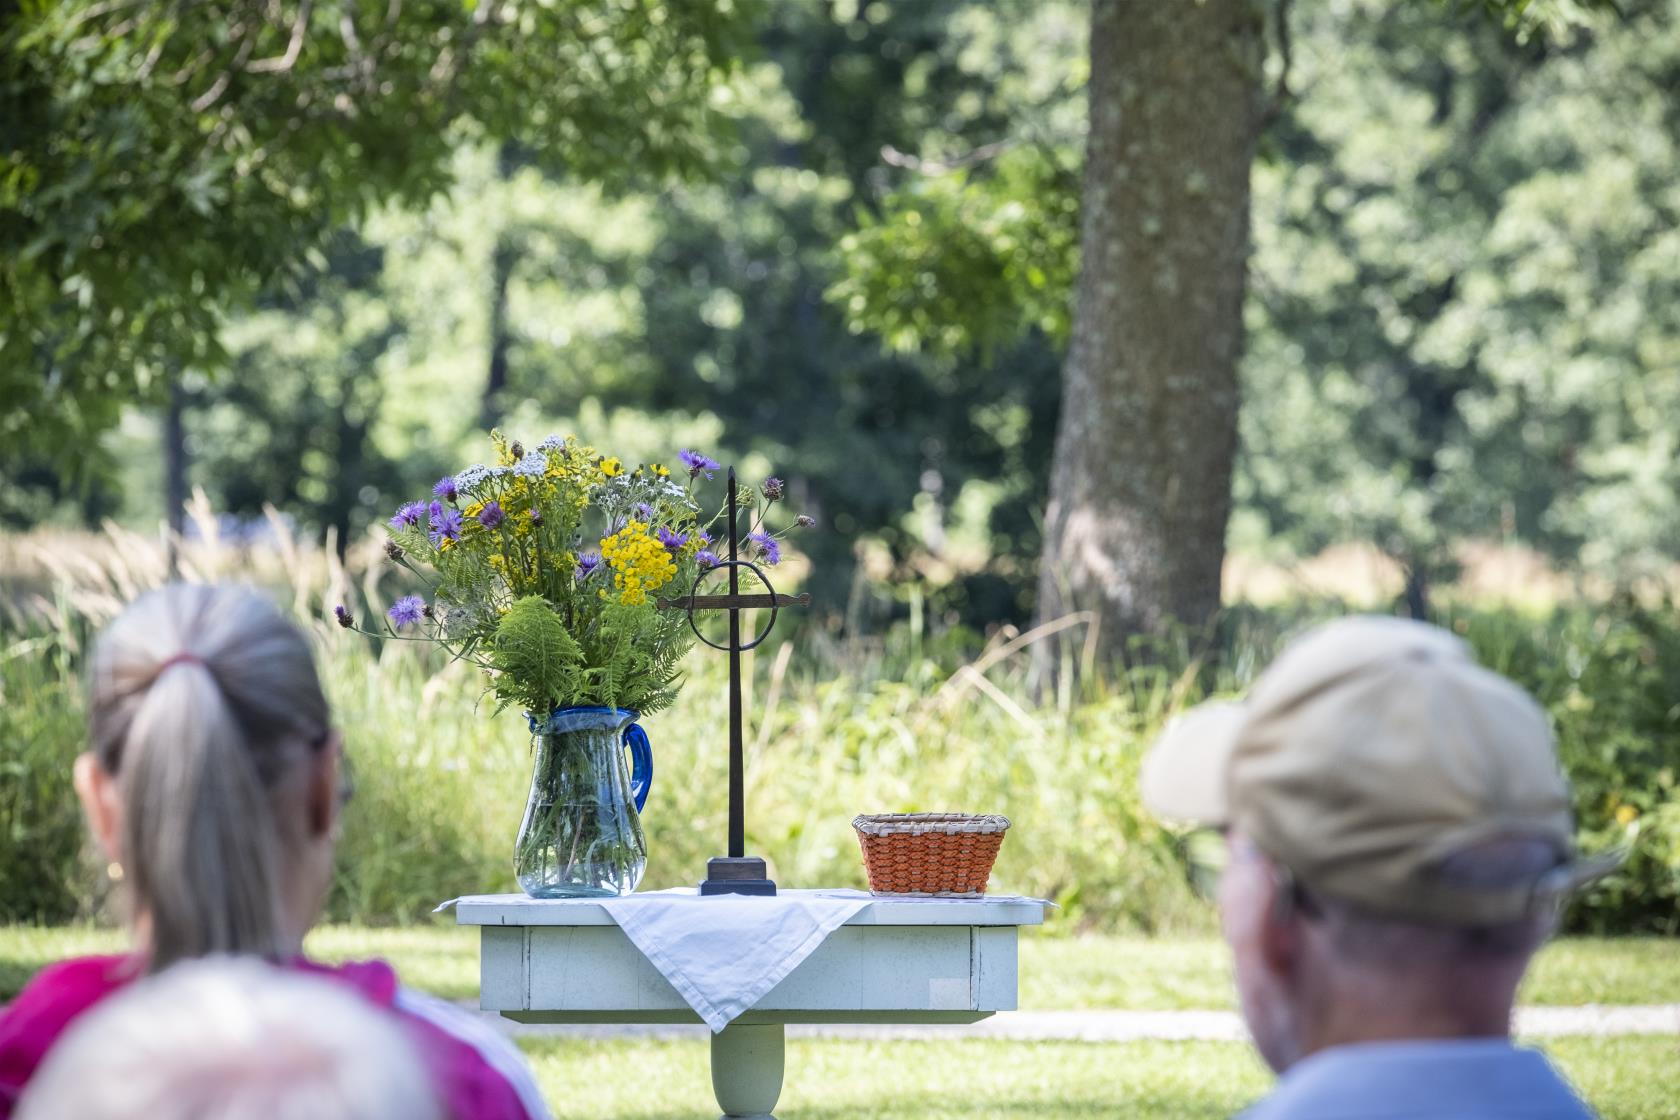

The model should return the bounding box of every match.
[658,467,810,896]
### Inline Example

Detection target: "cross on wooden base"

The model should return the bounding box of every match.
[658,467,810,897]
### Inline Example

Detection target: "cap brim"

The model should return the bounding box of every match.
[1532,848,1628,901]
[1140,701,1248,827]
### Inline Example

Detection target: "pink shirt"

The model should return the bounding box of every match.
[0,954,549,1120]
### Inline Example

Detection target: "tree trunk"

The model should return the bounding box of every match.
[330,371,367,562]
[481,142,519,428]
[164,372,187,577]
[1402,561,1431,622]
[481,233,516,428]
[1037,0,1265,649]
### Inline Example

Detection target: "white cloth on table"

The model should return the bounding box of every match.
[431,887,1052,1033]
[599,888,869,1032]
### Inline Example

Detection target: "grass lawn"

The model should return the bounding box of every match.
[1018,932,1680,1010]
[515,1036,1680,1119]
[4,924,1679,1009]
[4,924,1675,1118]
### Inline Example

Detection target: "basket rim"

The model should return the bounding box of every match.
[852,812,1011,836]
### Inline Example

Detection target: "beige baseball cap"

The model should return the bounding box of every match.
[1142,616,1619,926]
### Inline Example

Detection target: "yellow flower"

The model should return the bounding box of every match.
[600,457,623,478]
[1615,804,1639,826]
[651,464,670,478]
[600,519,677,605]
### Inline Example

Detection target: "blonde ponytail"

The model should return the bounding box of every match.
[87,585,331,971]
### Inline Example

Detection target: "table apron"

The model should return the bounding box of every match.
[480,923,1019,1016]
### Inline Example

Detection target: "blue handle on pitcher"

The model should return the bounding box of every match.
[625,722,652,813]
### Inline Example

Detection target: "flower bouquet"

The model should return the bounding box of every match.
[341,433,803,896]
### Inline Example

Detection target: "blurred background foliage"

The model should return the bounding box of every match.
[2,0,1676,933]
[5,0,1676,622]
[1,527,1673,932]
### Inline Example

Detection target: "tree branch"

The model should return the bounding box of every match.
[1261,0,1294,128]
[61,0,145,34]
[246,0,312,73]
[880,139,1013,175]
[170,46,216,85]
[190,31,255,113]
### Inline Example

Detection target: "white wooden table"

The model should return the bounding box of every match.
[455,892,1045,1119]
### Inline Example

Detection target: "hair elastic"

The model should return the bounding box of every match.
[156,651,205,675]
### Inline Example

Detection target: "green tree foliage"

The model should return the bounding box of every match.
[23,0,1673,624]
[616,0,1082,616]
[0,0,748,465]
[834,0,1674,602]
[1240,0,1680,594]
[177,1,1079,622]
[831,145,1080,358]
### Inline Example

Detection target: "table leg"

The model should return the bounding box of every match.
[710,1022,784,1119]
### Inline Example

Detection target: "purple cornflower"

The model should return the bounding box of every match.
[334,605,353,628]
[634,502,655,522]
[655,526,687,552]
[428,504,463,545]
[528,508,543,527]
[748,531,781,566]
[433,476,459,502]
[389,501,425,530]
[477,501,505,530]
[678,449,720,480]
[388,596,426,628]
[575,553,601,580]
[696,550,720,571]
[762,477,784,502]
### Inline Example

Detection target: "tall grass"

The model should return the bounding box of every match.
[0,625,90,923]
[2,513,1675,933]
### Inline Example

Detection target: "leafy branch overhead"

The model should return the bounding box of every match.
[831,145,1080,360]
[0,0,751,461]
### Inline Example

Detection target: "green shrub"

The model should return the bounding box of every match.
[317,634,527,922]
[0,634,95,924]
[1449,601,1680,935]
[2,588,1674,935]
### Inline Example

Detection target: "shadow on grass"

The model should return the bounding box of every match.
[605,1099,1247,1120]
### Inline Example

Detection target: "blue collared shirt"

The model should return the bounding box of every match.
[1240,1039,1597,1119]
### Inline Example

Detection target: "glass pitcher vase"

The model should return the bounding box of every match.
[515,706,652,898]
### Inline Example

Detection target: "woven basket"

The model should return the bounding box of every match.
[852,812,1011,897]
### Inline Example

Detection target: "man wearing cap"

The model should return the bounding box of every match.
[1142,616,1612,1119]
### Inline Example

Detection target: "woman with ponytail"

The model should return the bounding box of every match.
[0,584,549,1120]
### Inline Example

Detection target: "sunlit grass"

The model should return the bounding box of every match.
[515,1035,1679,1120]
[4,925,1674,1119]
[8,522,1678,938]
[5,926,1677,1011]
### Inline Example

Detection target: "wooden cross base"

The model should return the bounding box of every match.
[700,856,778,897]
